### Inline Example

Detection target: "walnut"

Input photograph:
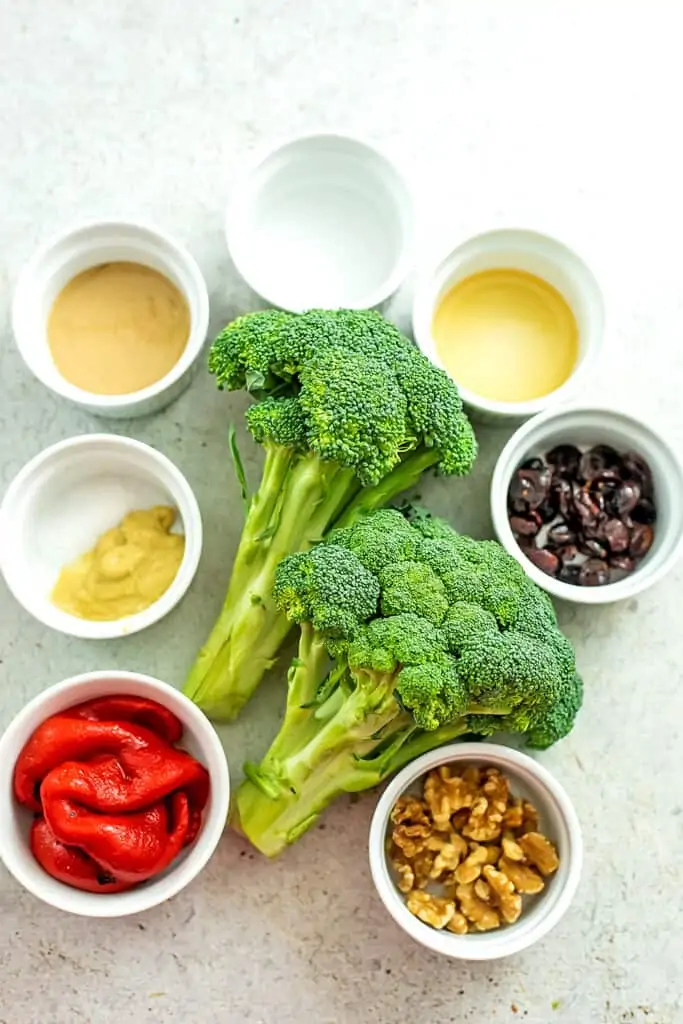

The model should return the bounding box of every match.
[474,878,492,901]
[392,823,431,858]
[462,795,503,842]
[454,844,488,884]
[503,800,525,830]
[412,850,436,888]
[456,882,501,931]
[499,856,545,895]
[483,864,523,924]
[424,767,476,830]
[389,763,560,937]
[391,795,430,827]
[406,890,456,929]
[501,832,526,862]
[482,767,510,816]
[393,860,415,893]
[521,800,540,835]
[518,832,560,876]
[446,911,469,935]
[429,835,469,879]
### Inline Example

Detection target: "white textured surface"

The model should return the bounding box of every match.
[0,3,682,1023]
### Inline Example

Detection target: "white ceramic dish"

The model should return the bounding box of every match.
[369,743,582,960]
[0,434,202,637]
[226,133,414,312]
[12,220,210,418]
[412,229,604,422]
[490,405,683,603]
[0,670,230,918]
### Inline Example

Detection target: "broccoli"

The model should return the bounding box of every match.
[234,509,583,856]
[183,310,477,720]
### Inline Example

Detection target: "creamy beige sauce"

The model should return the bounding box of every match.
[47,261,190,395]
[51,506,185,621]
[432,268,579,403]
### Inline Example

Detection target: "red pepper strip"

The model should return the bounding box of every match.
[14,718,209,813]
[30,816,134,894]
[63,696,183,744]
[41,781,190,884]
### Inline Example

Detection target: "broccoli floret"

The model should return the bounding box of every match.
[184,311,476,720]
[235,510,583,856]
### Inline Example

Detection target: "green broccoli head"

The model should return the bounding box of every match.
[274,508,583,746]
[273,544,379,641]
[207,309,477,484]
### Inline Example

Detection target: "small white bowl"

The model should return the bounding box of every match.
[0,670,230,917]
[369,743,582,960]
[412,229,604,422]
[12,220,210,418]
[491,405,683,603]
[0,434,202,637]
[226,133,414,312]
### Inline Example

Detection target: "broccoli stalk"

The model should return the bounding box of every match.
[183,310,477,720]
[185,447,360,718]
[234,509,583,856]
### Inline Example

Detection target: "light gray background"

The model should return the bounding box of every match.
[1,3,681,1023]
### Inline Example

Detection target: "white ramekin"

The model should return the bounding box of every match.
[0,434,202,637]
[412,229,604,422]
[12,220,210,418]
[491,405,683,604]
[226,133,414,312]
[0,670,230,917]
[369,743,582,960]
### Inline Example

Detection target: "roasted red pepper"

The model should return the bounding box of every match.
[14,696,210,893]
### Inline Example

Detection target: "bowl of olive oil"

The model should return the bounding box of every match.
[412,229,604,422]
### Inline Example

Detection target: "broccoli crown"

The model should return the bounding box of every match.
[273,544,379,640]
[273,509,583,746]
[208,309,477,485]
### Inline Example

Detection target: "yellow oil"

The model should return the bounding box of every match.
[432,268,579,403]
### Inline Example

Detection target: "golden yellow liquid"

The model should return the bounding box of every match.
[432,268,579,402]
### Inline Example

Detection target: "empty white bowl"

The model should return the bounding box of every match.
[226,133,414,311]
[412,229,604,422]
[490,405,683,603]
[0,670,230,917]
[0,434,202,637]
[369,743,582,960]
[12,220,210,418]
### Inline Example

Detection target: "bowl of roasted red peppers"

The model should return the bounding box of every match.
[491,406,683,604]
[0,671,230,916]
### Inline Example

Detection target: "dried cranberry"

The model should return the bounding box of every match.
[536,501,557,524]
[510,515,540,537]
[509,468,550,512]
[631,498,657,525]
[545,444,581,478]
[610,481,641,517]
[559,563,582,585]
[580,537,608,560]
[602,518,630,554]
[525,548,560,576]
[520,457,546,472]
[609,554,635,573]
[550,478,573,518]
[622,451,653,496]
[579,559,610,586]
[556,543,580,564]
[579,445,620,481]
[547,521,577,547]
[630,523,654,559]
[572,483,600,525]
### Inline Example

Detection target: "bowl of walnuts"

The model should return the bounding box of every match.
[368,743,582,959]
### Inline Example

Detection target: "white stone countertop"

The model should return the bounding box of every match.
[1,3,682,1023]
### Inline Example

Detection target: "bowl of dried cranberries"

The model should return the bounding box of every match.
[491,405,683,603]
